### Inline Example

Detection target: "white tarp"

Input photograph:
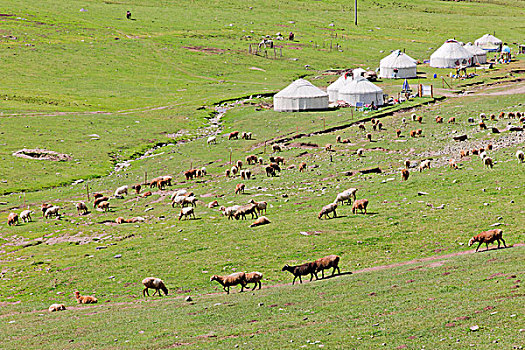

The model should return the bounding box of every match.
[474,34,502,52]
[379,50,417,79]
[338,76,384,106]
[430,39,473,68]
[327,74,352,102]
[273,79,329,112]
[464,43,487,64]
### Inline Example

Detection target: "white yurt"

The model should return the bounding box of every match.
[352,68,366,79]
[474,34,502,52]
[430,39,473,68]
[338,77,384,106]
[326,73,352,102]
[379,50,417,79]
[273,79,329,112]
[464,43,487,64]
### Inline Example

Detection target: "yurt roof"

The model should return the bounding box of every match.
[464,43,486,55]
[380,50,417,68]
[274,79,328,98]
[340,77,383,94]
[431,39,472,60]
[475,34,502,45]
[327,74,352,91]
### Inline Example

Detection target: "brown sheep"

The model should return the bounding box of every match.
[460,150,467,158]
[508,112,515,119]
[448,117,455,123]
[282,263,318,285]
[210,272,246,294]
[479,121,487,130]
[74,291,97,304]
[372,124,377,131]
[236,160,243,170]
[417,116,423,123]
[131,184,141,194]
[366,133,372,142]
[246,155,258,165]
[243,272,263,290]
[352,199,368,214]
[435,116,443,123]
[401,169,409,181]
[490,114,496,120]
[341,138,350,144]
[416,129,422,136]
[93,193,104,199]
[141,191,152,198]
[76,202,88,215]
[225,169,231,177]
[487,144,493,150]
[229,131,239,140]
[396,129,401,138]
[97,201,110,212]
[142,277,168,297]
[359,124,366,132]
[314,255,341,279]
[270,163,281,172]
[484,157,493,168]
[41,203,52,217]
[449,159,458,169]
[248,199,267,214]
[274,156,285,164]
[325,144,332,151]
[234,203,258,220]
[249,216,270,227]
[93,196,109,208]
[318,203,337,219]
[272,144,282,152]
[265,165,276,177]
[7,212,18,226]
[468,229,506,252]
[299,162,307,172]
[235,183,245,194]
[498,112,505,119]
[404,159,410,169]
[410,130,417,138]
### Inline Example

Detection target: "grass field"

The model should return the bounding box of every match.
[1,0,524,348]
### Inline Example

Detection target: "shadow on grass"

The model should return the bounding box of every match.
[318,271,353,280]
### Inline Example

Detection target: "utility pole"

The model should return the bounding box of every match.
[354,0,358,25]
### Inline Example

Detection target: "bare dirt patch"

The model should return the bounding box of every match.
[12,148,72,161]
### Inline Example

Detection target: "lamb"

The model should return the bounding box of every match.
[419,160,431,172]
[401,168,409,181]
[299,162,307,172]
[97,201,110,212]
[207,135,217,144]
[352,199,368,214]
[48,303,66,312]
[249,216,271,227]
[479,121,487,130]
[93,196,109,208]
[142,277,168,296]
[208,200,219,208]
[272,144,282,152]
[282,262,318,285]
[396,129,401,138]
[516,150,524,163]
[234,203,258,220]
[448,117,455,123]
[235,183,245,194]
[248,199,267,214]
[7,213,18,226]
[484,157,493,168]
[449,159,458,169]
[179,207,196,220]
[228,131,239,140]
[468,229,506,252]
[265,165,276,177]
[220,205,241,220]
[74,291,97,304]
[114,185,128,198]
[236,160,243,169]
[44,206,61,219]
[20,210,33,223]
[314,255,341,279]
[435,116,443,123]
[356,148,364,157]
[230,165,238,176]
[243,272,263,290]
[318,203,337,219]
[131,184,141,194]
[404,159,410,169]
[417,116,423,123]
[210,272,247,294]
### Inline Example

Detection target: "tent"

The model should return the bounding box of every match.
[474,34,502,52]
[353,68,366,79]
[430,39,473,68]
[464,43,487,64]
[273,79,329,112]
[326,73,352,102]
[379,50,417,79]
[338,77,384,106]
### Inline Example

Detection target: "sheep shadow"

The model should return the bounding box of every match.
[473,245,510,253]
[318,271,353,280]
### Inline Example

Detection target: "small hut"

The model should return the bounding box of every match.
[430,39,473,68]
[464,43,487,64]
[338,77,384,107]
[326,73,352,102]
[273,79,329,112]
[474,34,502,52]
[379,50,417,79]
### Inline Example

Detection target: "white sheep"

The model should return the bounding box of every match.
[334,188,357,206]
[179,207,195,220]
[356,148,364,157]
[114,185,128,198]
[76,202,88,215]
[517,150,524,163]
[220,205,240,219]
[171,189,188,201]
[231,166,238,176]
[20,210,33,223]
[419,160,431,172]
[207,136,217,145]
[48,303,66,312]
[44,206,60,219]
[479,151,487,160]
[200,167,207,176]
[181,196,197,207]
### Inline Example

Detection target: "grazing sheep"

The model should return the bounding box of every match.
[318,203,337,219]
[516,150,524,163]
[336,135,342,143]
[508,112,515,119]
[236,160,243,170]
[299,162,307,172]
[7,213,18,226]
[207,135,217,145]
[410,130,417,138]
[184,169,198,180]
[435,116,443,123]
[404,159,410,169]
[162,175,173,186]
[225,169,231,177]
[248,199,267,214]
[149,176,162,188]
[210,272,247,294]
[472,148,479,155]
[448,117,455,123]
[468,229,506,252]
[142,277,168,296]
[246,155,258,165]
[243,272,263,290]
[416,129,422,136]
[48,304,66,312]
[258,157,264,164]
[479,121,487,130]
[352,199,368,215]
[240,169,252,180]
[282,262,318,285]
[230,166,238,176]
[180,196,197,208]
[234,203,258,220]
[417,116,423,123]
[208,200,219,208]
[449,159,458,169]
[480,112,487,120]
[377,122,383,130]
[419,160,431,172]
[484,157,493,168]
[490,114,496,120]
[265,165,276,177]
[114,185,128,198]
[274,156,285,164]
[249,216,271,227]
[356,148,364,157]
[401,168,409,181]
[41,203,52,217]
[366,133,372,142]
[44,206,61,219]
[411,113,417,121]
[20,210,33,223]
[179,207,196,220]
[93,193,103,199]
[335,188,357,205]
[74,291,97,304]
[468,117,475,123]
[315,255,341,279]
[93,196,109,208]
[246,132,253,139]
[97,201,110,212]
[372,123,377,131]
[229,131,240,140]
[270,163,281,172]
[480,151,487,160]
[359,124,366,132]
[131,184,141,194]
[371,118,377,125]
[235,183,245,194]
[487,144,493,150]
[460,150,467,158]
[402,118,406,124]
[498,112,505,119]
[220,205,241,220]
[341,138,350,144]
[396,129,401,137]
[272,144,282,152]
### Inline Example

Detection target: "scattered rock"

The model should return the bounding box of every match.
[469,325,479,331]
[114,254,122,258]
[185,296,193,302]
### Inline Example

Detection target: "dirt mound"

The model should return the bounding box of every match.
[12,148,72,161]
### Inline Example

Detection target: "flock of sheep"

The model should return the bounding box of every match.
[6,107,524,311]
